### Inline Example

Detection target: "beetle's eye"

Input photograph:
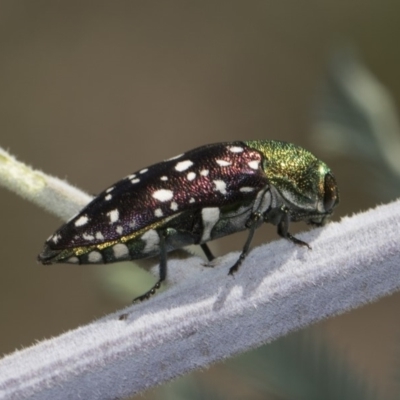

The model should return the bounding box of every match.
[323,173,338,212]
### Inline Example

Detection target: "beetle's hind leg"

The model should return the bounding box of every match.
[200,243,216,268]
[132,230,168,303]
[228,212,261,275]
[200,243,215,262]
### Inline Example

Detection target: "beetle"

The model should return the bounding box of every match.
[38,140,339,303]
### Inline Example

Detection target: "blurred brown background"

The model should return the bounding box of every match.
[1,1,400,398]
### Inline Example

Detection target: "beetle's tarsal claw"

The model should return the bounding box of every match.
[119,313,128,321]
[286,232,311,249]
[131,279,164,303]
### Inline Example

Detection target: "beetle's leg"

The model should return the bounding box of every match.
[277,209,311,249]
[228,213,261,275]
[132,230,167,303]
[200,243,215,262]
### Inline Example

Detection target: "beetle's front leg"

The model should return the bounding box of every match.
[266,206,310,249]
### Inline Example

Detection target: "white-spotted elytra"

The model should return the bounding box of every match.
[38,140,339,306]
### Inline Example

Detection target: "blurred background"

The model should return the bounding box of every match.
[1,1,400,399]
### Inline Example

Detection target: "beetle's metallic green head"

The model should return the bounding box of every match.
[245,140,339,225]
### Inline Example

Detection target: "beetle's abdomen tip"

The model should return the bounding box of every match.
[37,244,61,265]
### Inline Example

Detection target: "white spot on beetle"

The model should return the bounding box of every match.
[95,231,104,240]
[213,180,227,195]
[66,256,79,264]
[216,159,231,167]
[189,197,195,203]
[105,194,112,201]
[240,187,255,193]
[160,176,168,181]
[75,215,89,227]
[116,225,123,235]
[82,233,95,241]
[140,168,148,174]
[248,160,260,170]
[154,208,163,217]
[129,220,136,229]
[88,251,102,263]
[170,201,178,211]
[200,169,209,176]
[130,178,140,184]
[187,172,196,181]
[153,189,173,202]
[107,209,119,224]
[228,146,244,153]
[113,243,129,259]
[167,153,184,161]
[141,229,160,253]
[51,234,61,244]
[127,174,136,180]
[201,207,220,242]
[175,160,193,172]
[106,186,115,193]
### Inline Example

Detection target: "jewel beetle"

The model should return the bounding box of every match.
[38,140,339,303]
